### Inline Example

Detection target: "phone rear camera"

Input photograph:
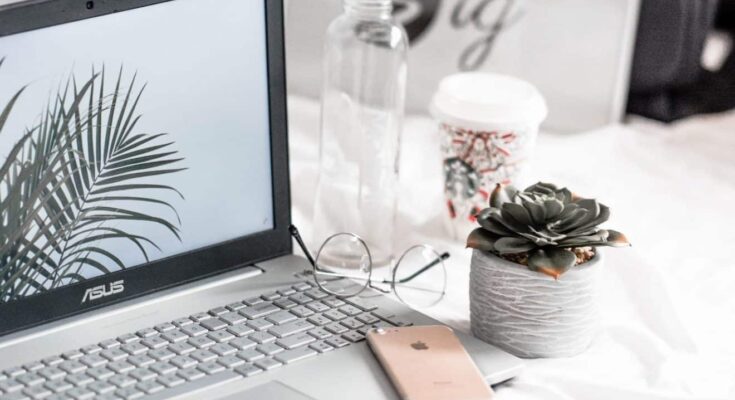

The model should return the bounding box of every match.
[86,1,94,10]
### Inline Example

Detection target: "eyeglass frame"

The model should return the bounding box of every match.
[289,225,450,307]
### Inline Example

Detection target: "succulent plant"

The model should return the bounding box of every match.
[467,182,629,278]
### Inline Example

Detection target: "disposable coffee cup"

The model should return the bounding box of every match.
[430,72,547,240]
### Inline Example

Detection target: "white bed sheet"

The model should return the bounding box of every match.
[287,95,735,400]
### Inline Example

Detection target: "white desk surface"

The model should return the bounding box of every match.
[288,95,735,400]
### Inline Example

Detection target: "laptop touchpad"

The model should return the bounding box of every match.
[220,381,317,400]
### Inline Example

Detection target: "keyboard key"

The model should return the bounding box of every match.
[234,364,262,377]
[196,361,224,375]
[190,312,211,322]
[42,356,63,367]
[188,336,215,349]
[246,318,273,331]
[170,356,196,369]
[274,347,317,364]
[254,358,282,371]
[229,337,256,351]
[16,373,43,386]
[23,385,51,399]
[304,288,329,300]
[148,348,175,361]
[217,355,245,369]
[154,322,176,333]
[236,349,264,362]
[107,361,135,374]
[324,323,348,334]
[266,310,297,325]
[342,331,365,343]
[306,315,332,326]
[339,305,362,316]
[210,343,237,357]
[87,380,116,394]
[322,298,346,308]
[326,336,350,348]
[80,344,103,355]
[306,301,330,313]
[66,386,95,400]
[22,362,43,372]
[156,374,185,388]
[278,287,296,296]
[44,379,72,392]
[176,367,204,382]
[289,293,312,305]
[199,318,227,331]
[308,328,332,340]
[190,349,217,363]
[340,317,363,330]
[65,372,93,386]
[256,343,284,356]
[240,303,278,319]
[276,333,315,350]
[292,282,312,292]
[149,362,177,376]
[118,333,140,344]
[99,348,127,362]
[37,367,65,381]
[121,342,148,355]
[226,302,246,311]
[243,297,263,306]
[129,368,156,382]
[220,311,246,325]
[61,350,83,361]
[208,307,228,316]
[0,379,22,393]
[141,336,168,349]
[135,328,157,338]
[128,354,155,368]
[309,341,335,353]
[248,331,276,344]
[161,330,188,343]
[261,292,281,301]
[136,380,164,394]
[180,324,208,337]
[86,366,114,380]
[323,309,347,321]
[168,342,195,355]
[108,374,137,388]
[290,305,314,318]
[99,339,120,349]
[58,360,86,374]
[268,320,314,338]
[343,297,378,311]
[172,318,193,328]
[356,313,381,325]
[115,386,144,399]
[79,354,106,368]
[273,298,297,309]
[207,330,235,343]
[226,323,254,337]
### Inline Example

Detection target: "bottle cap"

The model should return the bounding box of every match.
[430,72,547,130]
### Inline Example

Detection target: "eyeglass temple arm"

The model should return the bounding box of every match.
[289,225,316,268]
[396,252,450,284]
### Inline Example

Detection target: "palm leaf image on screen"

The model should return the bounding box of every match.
[0,59,186,302]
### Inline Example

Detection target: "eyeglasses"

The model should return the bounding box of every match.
[289,225,449,308]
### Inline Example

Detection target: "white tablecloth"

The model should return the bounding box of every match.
[287,95,735,400]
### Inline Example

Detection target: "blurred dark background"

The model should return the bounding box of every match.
[628,0,735,122]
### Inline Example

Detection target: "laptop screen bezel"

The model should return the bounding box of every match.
[0,0,291,337]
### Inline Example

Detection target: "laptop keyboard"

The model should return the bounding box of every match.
[0,281,412,400]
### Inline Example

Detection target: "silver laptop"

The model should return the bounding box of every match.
[0,0,522,399]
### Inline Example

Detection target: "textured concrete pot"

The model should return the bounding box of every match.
[470,249,602,358]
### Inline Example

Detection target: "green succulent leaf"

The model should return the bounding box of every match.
[494,237,536,254]
[466,228,499,251]
[528,248,577,279]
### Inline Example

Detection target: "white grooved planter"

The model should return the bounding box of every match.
[470,250,602,358]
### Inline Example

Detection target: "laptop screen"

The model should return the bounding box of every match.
[0,0,274,305]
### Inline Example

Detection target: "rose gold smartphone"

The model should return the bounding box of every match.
[366,325,494,400]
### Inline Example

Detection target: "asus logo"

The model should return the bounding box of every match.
[81,280,125,304]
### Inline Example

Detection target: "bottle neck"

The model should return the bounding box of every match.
[343,0,393,20]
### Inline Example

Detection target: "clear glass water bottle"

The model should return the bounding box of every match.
[312,0,408,268]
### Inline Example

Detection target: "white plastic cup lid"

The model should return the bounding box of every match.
[430,72,548,129]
